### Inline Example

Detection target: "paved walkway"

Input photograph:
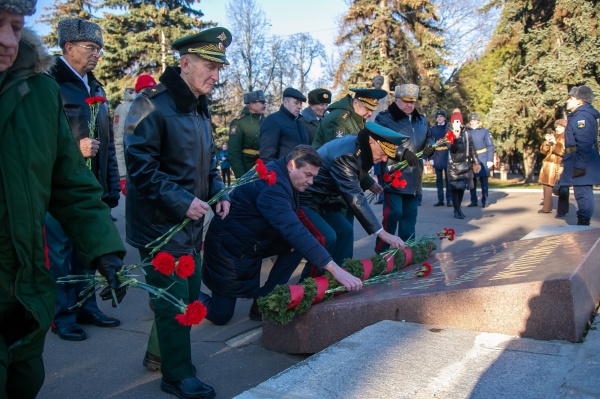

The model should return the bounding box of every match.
[38,188,600,398]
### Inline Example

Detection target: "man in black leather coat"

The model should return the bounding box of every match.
[45,18,121,342]
[124,28,232,399]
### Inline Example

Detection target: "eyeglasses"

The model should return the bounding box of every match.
[70,42,104,57]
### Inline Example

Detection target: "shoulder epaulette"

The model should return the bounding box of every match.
[341,110,351,120]
[143,84,167,99]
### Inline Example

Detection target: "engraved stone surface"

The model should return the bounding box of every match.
[263,229,600,353]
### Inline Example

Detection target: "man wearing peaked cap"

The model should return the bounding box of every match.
[259,87,309,162]
[466,111,495,208]
[300,88,332,144]
[298,122,406,276]
[48,16,124,343]
[430,109,452,207]
[124,26,233,399]
[374,83,435,249]
[0,1,127,397]
[312,87,387,149]
[229,90,267,178]
[560,85,600,226]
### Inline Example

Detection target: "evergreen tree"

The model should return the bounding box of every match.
[484,0,600,182]
[95,0,214,105]
[334,0,446,116]
[38,0,97,49]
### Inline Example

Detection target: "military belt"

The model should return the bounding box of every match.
[242,149,260,156]
[435,147,448,151]
[564,145,597,155]
[476,148,487,154]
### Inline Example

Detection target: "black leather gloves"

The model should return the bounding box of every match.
[422,145,435,157]
[93,253,127,307]
[573,168,586,178]
[401,149,419,167]
[103,196,119,209]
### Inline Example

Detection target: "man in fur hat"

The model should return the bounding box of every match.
[0,1,126,397]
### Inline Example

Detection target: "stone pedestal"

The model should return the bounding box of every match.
[263,229,600,353]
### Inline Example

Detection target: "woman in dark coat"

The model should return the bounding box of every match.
[538,119,569,216]
[447,109,476,219]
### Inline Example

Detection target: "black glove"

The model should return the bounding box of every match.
[401,149,419,167]
[103,196,119,209]
[94,253,127,307]
[572,168,586,178]
[422,145,435,157]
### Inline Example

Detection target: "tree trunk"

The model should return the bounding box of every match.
[522,148,537,183]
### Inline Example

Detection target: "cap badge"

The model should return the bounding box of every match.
[217,32,227,42]
[218,42,225,51]
[323,93,329,99]
[95,30,101,37]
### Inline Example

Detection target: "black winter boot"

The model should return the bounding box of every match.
[577,216,591,226]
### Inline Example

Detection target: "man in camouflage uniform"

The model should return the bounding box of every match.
[228,90,266,178]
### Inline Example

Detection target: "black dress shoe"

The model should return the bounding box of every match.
[433,202,444,207]
[459,209,466,218]
[143,351,161,371]
[51,323,87,341]
[249,299,262,321]
[467,203,478,207]
[77,311,120,327]
[161,377,216,399]
[453,211,464,219]
[447,202,453,207]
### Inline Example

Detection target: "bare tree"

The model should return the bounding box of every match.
[286,33,326,93]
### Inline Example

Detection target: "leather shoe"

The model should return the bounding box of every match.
[467,203,478,207]
[447,202,453,207]
[249,299,262,321]
[433,202,444,207]
[454,211,465,219]
[51,323,87,341]
[143,351,161,371]
[161,377,216,399]
[76,311,120,327]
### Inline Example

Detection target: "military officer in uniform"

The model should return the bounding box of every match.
[312,88,388,149]
[374,84,435,249]
[125,27,232,399]
[300,88,331,144]
[466,113,495,208]
[228,90,266,178]
[430,109,452,207]
[560,85,600,226]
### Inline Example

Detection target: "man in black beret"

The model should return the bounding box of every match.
[299,88,332,144]
[259,87,309,162]
[229,89,267,178]
[124,26,232,399]
[46,16,122,342]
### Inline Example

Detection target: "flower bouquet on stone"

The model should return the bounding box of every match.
[257,228,455,325]
[58,159,277,326]
[84,96,106,169]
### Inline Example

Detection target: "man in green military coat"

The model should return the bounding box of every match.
[0,1,126,397]
[312,88,388,149]
[228,89,266,178]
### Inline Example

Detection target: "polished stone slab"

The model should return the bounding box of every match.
[263,229,600,353]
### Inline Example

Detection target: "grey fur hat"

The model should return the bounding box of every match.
[1,0,36,15]
[243,90,266,104]
[569,85,595,104]
[58,18,103,48]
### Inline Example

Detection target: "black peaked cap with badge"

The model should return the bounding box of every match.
[350,88,388,111]
[282,87,306,102]
[173,27,232,65]
[308,88,332,105]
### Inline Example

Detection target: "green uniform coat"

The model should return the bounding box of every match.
[0,28,124,372]
[312,95,364,149]
[228,107,263,178]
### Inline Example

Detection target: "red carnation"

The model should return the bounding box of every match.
[255,159,268,179]
[393,170,402,178]
[266,171,277,186]
[391,178,402,189]
[398,179,407,189]
[175,255,195,279]
[175,300,207,326]
[152,252,176,275]
[417,262,432,277]
[383,173,392,182]
[85,97,96,105]
[445,131,455,144]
